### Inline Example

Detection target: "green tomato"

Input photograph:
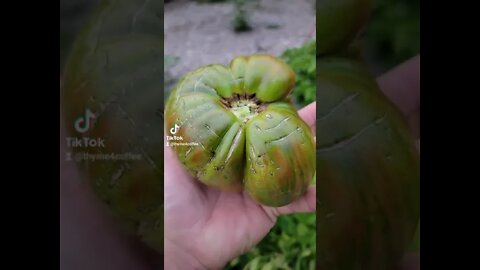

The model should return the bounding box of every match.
[318,0,373,55]
[316,57,420,270]
[165,55,316,207]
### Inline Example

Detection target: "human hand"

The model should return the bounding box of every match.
[164,55,420,270]
[379,55,420,270]
[60,55,420,270]
[164,102,317,270]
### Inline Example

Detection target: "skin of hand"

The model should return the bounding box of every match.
[164,56,420,270]
[60,55,420,270]
[164,104,317,270]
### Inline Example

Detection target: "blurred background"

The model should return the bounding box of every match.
[60,0,419,269]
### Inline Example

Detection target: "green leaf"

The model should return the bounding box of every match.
[245,257,261,270]
[296,223,308,236]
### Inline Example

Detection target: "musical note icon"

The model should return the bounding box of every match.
[170,123,180,135]
[74,108,97,134]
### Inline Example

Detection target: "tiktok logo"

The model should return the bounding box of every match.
[170,123,180,135]
[75,108,97,134]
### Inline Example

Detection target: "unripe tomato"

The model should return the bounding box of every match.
[165,55,316,207]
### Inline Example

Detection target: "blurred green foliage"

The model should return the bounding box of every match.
[365,0,420,71]
[195,0,254,32]
[226,213,316,270]
[231,0,252,32]
[281,39,316,108]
